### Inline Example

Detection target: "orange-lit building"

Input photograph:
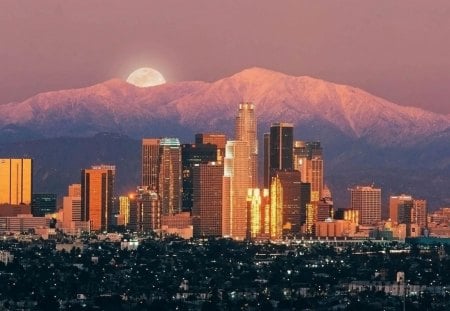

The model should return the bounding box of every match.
[350,185,381,225]
[192,162,223,237]
[316,219,357,238]
[128,186,160,232]
[235,102,258,188]
[270,176,283,240]
[81,165,115,232]
[0,158,33,205]
[293,141,323,203]
[142,138,160,189]
[222,141,251,240]
[161,211,193,239]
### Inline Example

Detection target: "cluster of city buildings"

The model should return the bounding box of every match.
[0,103,449,240]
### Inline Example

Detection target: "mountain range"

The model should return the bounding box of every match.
[1,67,449,211]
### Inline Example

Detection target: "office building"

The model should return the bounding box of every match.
[270,170,302,236]
[81,165,115,231]
[192,162,223,237]
[389,194,413,224]
[263,133,270,188]
[246,188,270,240]
[222,141,251,240]
[128,186,160,232]
[142,138,160,189]
[235,102,258,187]
[412,199,427,229]
[0,158,33,205]
[293,141,323,202]
[269,122,294,173]
[195,133,227,163]
[182,143,217,212]
[159,138,182,215]
[350,185,381,225]
[31,193,57,217]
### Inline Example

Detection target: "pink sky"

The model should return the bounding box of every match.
[1,0,449,113]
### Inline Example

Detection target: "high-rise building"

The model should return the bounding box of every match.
[293,141,323,202]
[31,193,57,217]
[192,162,223,237]
[182,143,217,212]
[81,165,115,231]
[246,188,270,240]
[269,123,294,173]
[62,184,87,234]
[128,186,160,232]
[159,138,182,215]
[411,199,427,229]
[119,196,130,226]
[317,197,333,222]
[270,177,283,240]
[142,138,160,189]
[195,133,227,163]
[222,141,252,240]
[350,185,381,225]
[0,158,33,205]
[389,194,413,224]
[235,102,258,187]
[263,133,270,188]
[270,170,302,236]
[68,184,81,197]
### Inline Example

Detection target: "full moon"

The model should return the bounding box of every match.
[126,67,166,87]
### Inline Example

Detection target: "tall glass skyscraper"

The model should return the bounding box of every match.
[235,102,258,187]
[0,158,33,205]
[81,165,116,231]
[269,122,294,173]
[159,138,182,215]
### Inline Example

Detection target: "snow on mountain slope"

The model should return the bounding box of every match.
[0,67,448,145]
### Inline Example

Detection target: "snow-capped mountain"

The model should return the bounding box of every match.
[1,67,449,146]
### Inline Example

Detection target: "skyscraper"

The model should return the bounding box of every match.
[222,141,251,240]
[270,170,303,236]
[269,122,294,173]
[159,138,182,215]
[350,185,381,225]
[128,186,160,232]
[235,102,258,187]
[411,199,427,230]
[195,133,227,163]
[293,141,323,202]
[142,138,160,189]
[31,193,57,217]
[389,194,413,224]
[81,165,115,231]
[181,143,217,212]
[246,188,270,240]
[0,158,33,205]
[263,133,270,188]
[192,162,223,237]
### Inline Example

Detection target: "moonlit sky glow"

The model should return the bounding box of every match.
[0,0,449,113]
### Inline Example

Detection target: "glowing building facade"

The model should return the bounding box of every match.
[81,165,115,232]
[142,138,160,190]
[222,141,251,240]
[159,138,182,215]
[246,188,270,239]
[350,185,381,225]
[235,102,258,188]
[0,158,33,205]
[269,176,283,240]
[129,186,160,232]
[192,162,223,237]
[293,141,323,202]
